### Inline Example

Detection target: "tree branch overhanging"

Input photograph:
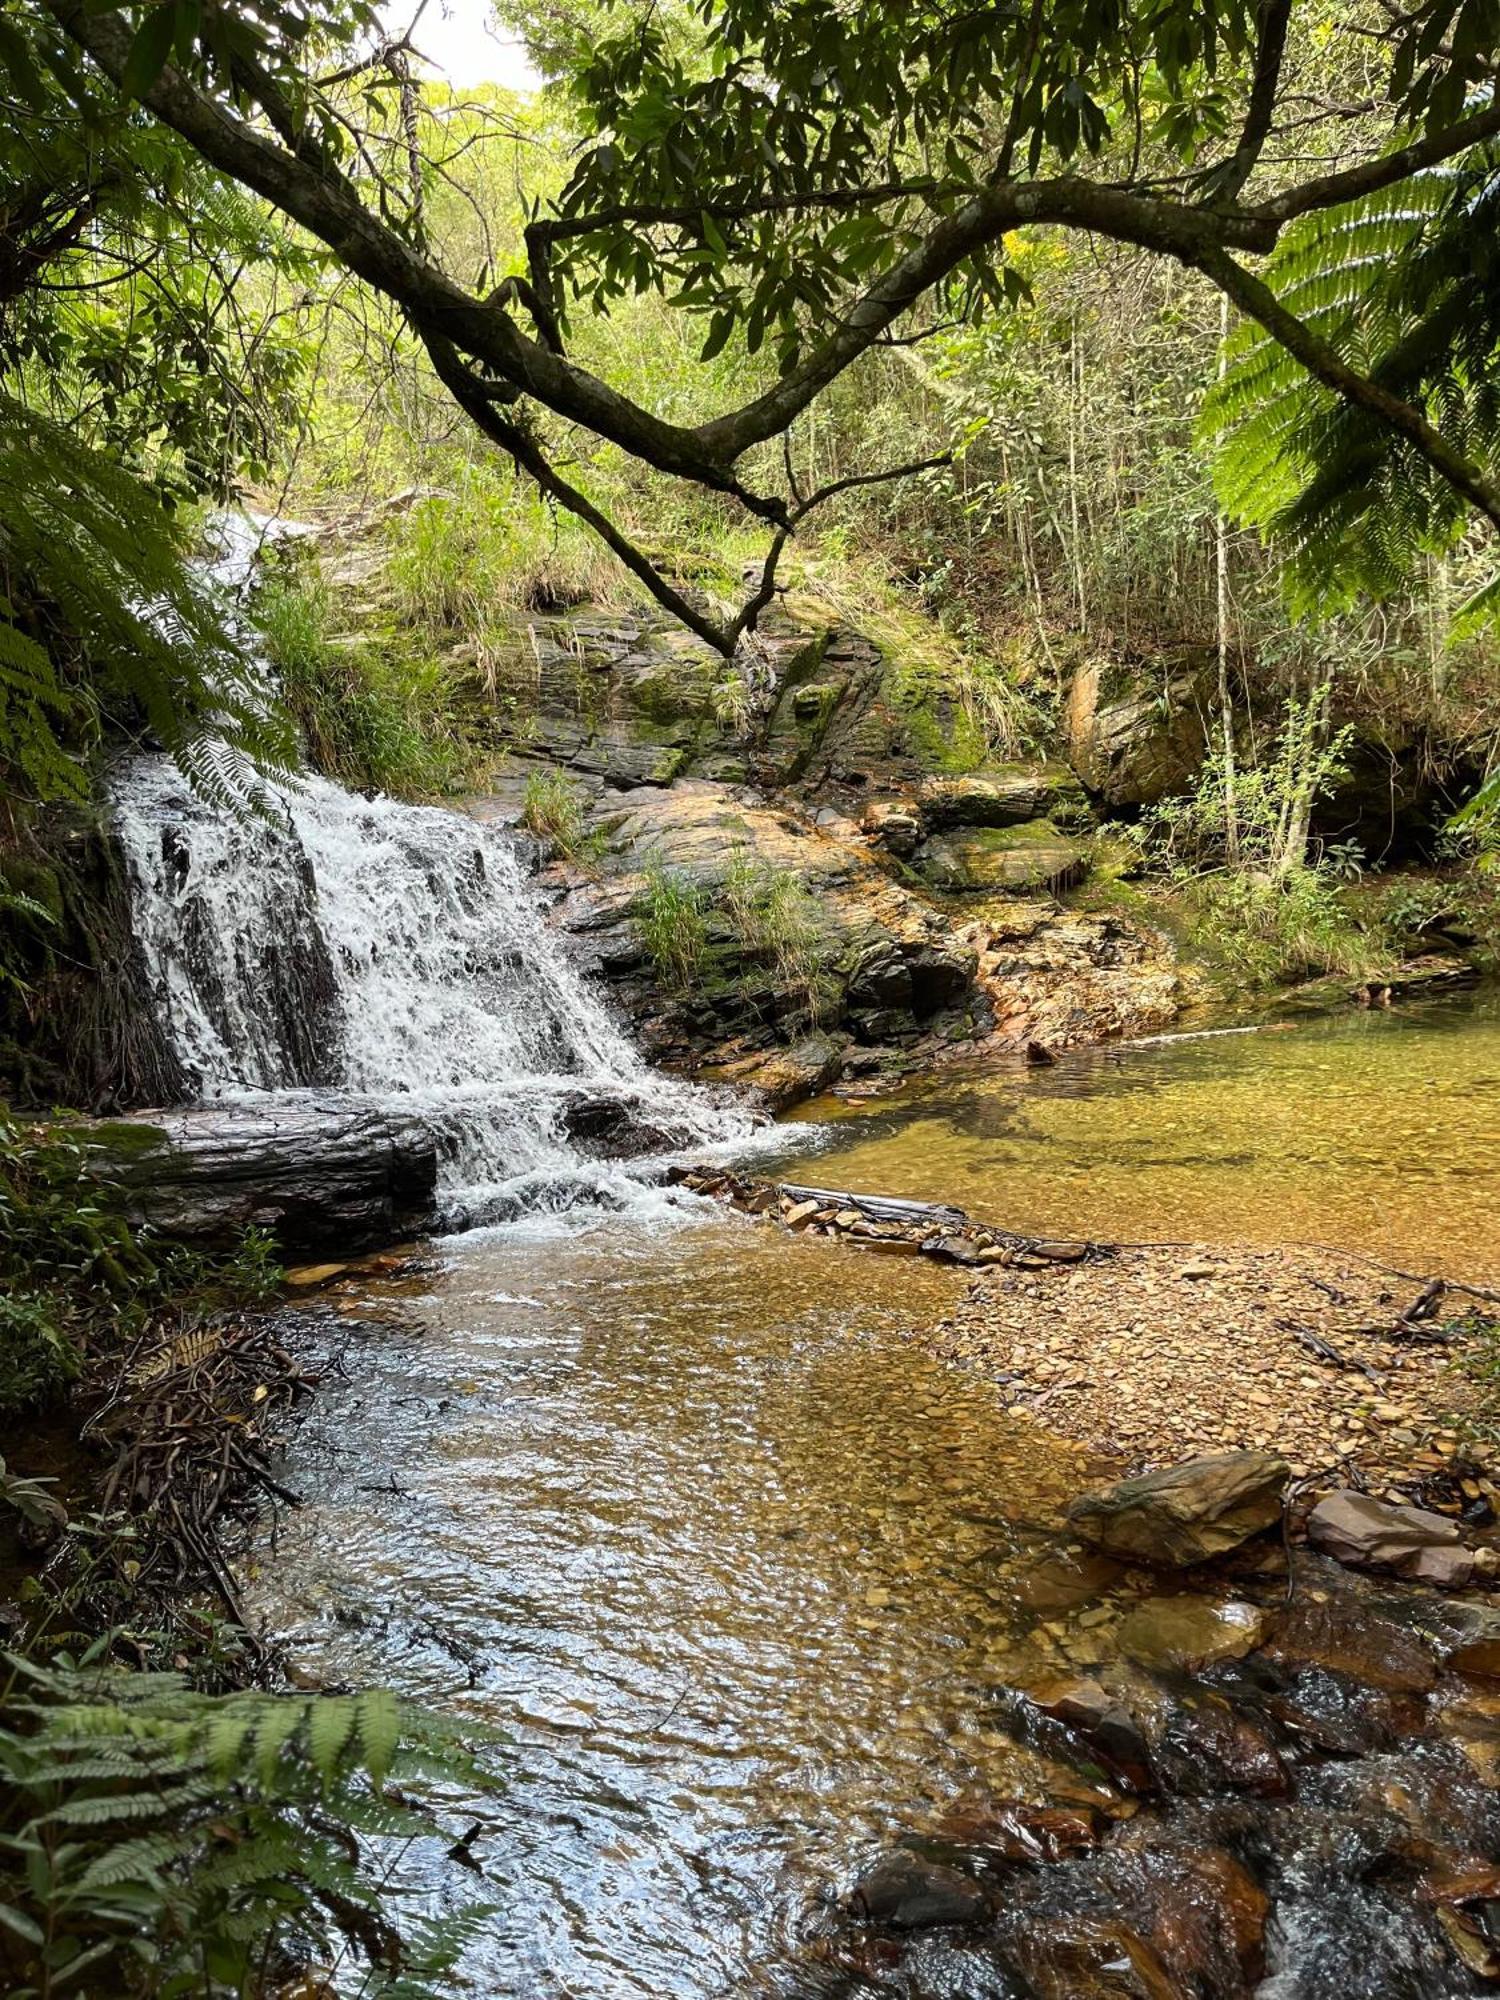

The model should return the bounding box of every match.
[33,0,1500,654]
[423,335,743,655]
[1195,244,1500,538]
[1203,0,1294,202]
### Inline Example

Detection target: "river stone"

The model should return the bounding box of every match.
[1307,1490,1477,1589]
[1025,1674,1156,1793]
[847,1849,987,1930]
[1262,1564,1439,1695]
[739,1031,848,1111]
[860,798,922,856]
[917,820,1089,895]
[1116,1595,1269,1671]
[1002,1916,1183,2000]
[1068,1452,1289,1567]
[1156,1692,1289,1798]
[1445,1610,1500,1679]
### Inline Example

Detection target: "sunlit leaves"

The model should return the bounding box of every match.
[1203,142,1500,619]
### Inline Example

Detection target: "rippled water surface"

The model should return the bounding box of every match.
[252,1224,1107,1995]
[782,990,1500,1280]
[249,992,1500,1994]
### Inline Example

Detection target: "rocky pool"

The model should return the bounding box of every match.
[247,994,1500,1996]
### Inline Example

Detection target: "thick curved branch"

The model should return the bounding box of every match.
[1205,0,1294,203]
[38,0,1500,618]
[41,0,752,498]
[788,453,953,525]
[1248,94,1500,223]
[424,337,739,655]
[1196,245,1500,537]
[694,179,1275,461]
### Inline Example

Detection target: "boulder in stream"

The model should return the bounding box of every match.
[1307,1490,1478,1589]
[1067,1452,1289,1567]
[847,1848,987,1930]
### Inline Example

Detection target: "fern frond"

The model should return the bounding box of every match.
[0,394,300,805]
[1203,141,1500,623]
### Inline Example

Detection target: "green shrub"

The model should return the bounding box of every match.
[0,1651,491,1998]
[0,1118,282,1418]
[1189,867,1391,990]
[256,573,480,799]
[637,865,709,987]
[0,1292,78,1418]
[520,768,587,853]
[720,851,830,1017]
[387,486,623,631]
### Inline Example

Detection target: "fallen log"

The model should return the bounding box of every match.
[776,1182,971,1229]
[668,1166,1097,1269]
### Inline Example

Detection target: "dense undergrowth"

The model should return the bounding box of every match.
[0,1122,490,1999]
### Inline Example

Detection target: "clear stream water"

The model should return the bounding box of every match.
[240,992,1500,1998]
[115,542,1500,1993]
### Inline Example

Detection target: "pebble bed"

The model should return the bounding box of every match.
[922,1242,1498,1498]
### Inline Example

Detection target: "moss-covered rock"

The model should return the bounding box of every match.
[1064,652,1214,808]
[917,821,1091,895]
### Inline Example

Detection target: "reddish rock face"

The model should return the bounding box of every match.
[1308,1489,1478,1589]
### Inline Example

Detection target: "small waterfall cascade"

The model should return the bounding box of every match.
[113,753,757,1224]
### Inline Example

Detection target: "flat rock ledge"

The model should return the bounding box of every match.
[90,1088,682,1254]
[94,1100,441,1254]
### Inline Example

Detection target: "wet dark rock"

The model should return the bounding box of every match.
[1027,1675,1157,1794]
[1001,1915,1186,1999]
[1068,1453,1289,1568]
[1261,1576,1440,1697]
[1148,1843,1271,1991]
[95,1099,439,1253]
[1156,1691,1290,1799]
[1262,1666,1427,1758]
[1443,1609,1500,1680]
[848,1848,988,1930]
[739,1031,849,1111]
[846,943,913,1011]
[928,1795,1107,1864]
[1307,1490,1478,1590]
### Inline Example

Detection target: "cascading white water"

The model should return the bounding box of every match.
[113,753,759,1225]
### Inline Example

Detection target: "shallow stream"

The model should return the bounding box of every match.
[248,993,1500,1996]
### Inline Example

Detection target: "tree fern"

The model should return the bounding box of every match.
[1203,141,1500,624]
[0,1651,496,1997]
[0,393,299,811]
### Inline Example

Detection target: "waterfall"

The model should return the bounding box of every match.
[113,753,758,1225]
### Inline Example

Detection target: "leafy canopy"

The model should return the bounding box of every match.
[23,0,1500,652]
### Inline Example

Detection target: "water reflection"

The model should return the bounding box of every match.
[777,992,1500,1279]
[248,991,1500,1994]
[251,1222,1106,1996]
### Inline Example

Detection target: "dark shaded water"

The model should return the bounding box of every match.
[247,996,1500,1995]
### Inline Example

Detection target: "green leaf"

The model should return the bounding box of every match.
[120,4,177,100]
[306,1695,357,1781]
[0,1901,44,1945]
[698,309,734,362]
